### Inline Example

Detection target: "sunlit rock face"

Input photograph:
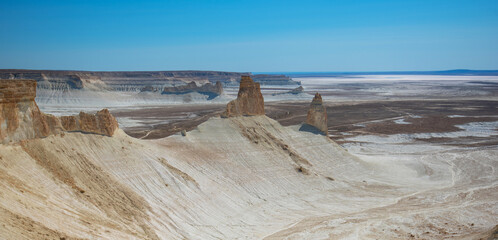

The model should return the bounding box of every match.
[304,93,328,135]
[0,80,118,143]
[223,76,265,117]
[60,109,119,137]
[0,80,56,143]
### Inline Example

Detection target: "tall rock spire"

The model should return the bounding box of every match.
[304,93,328,135]
[223,76,265,117]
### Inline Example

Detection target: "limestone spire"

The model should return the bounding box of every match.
[304,93,328,135]
[223,76,265,117]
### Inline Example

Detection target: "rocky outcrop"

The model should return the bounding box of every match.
[0,80,119,143]
[223,76,265,117]
[60,109,118,137]
[162,81,223,100]
[272,86,304,96]
[303,93,328,135]
[0,80,54,143]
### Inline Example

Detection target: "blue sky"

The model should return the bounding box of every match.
[0,0,497,72]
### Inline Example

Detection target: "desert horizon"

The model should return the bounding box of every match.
[1,69,497,239]
[1,0,497,239]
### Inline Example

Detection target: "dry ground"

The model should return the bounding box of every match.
[115,100,498,146]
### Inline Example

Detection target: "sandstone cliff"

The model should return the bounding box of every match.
[0,80,118,143]
[60,109,119,137]
[0,80,55,143]
[304,93,328,135]
[223,76,265,117]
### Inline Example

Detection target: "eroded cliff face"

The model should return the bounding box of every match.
[0,80,54,143]
[0,80,118,143]
[304,93,328,135]
[60,109,119,137]
[161,81,223,100]
[223,76,265,117]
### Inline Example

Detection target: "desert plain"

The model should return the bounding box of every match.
[0,72,497,239]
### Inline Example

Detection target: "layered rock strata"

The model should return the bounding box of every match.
[223,76,265,117]
[0,80,118,143]
[60,109,119,137]
[162,81,223,99]
[304,93,328,135]
[0,69,299,91]
[0,80,54,143]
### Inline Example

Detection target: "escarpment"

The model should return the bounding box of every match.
[162,81,223,99]
[0,80,54,143]
[0,80,119,143]
[0,69,299,92]
[223,76,265,117]
[304,93,328,135]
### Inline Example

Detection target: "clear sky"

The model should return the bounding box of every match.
[0,0,497,72]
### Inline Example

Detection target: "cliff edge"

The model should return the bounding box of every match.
[0,80,118,144]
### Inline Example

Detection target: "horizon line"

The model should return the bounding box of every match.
[2,68,498,74]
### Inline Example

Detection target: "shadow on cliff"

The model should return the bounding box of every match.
[299,124,326,136]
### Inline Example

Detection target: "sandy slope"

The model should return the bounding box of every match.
[0,116,496,239]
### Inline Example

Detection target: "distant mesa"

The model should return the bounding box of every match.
[0,79,119,144]
[272,86,304,96]
[223,76,265,117]
[161,81,223,100]
[245,74,299,86]
[300,93,328,135]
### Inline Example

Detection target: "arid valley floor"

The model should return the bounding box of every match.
[1,73,497,239]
